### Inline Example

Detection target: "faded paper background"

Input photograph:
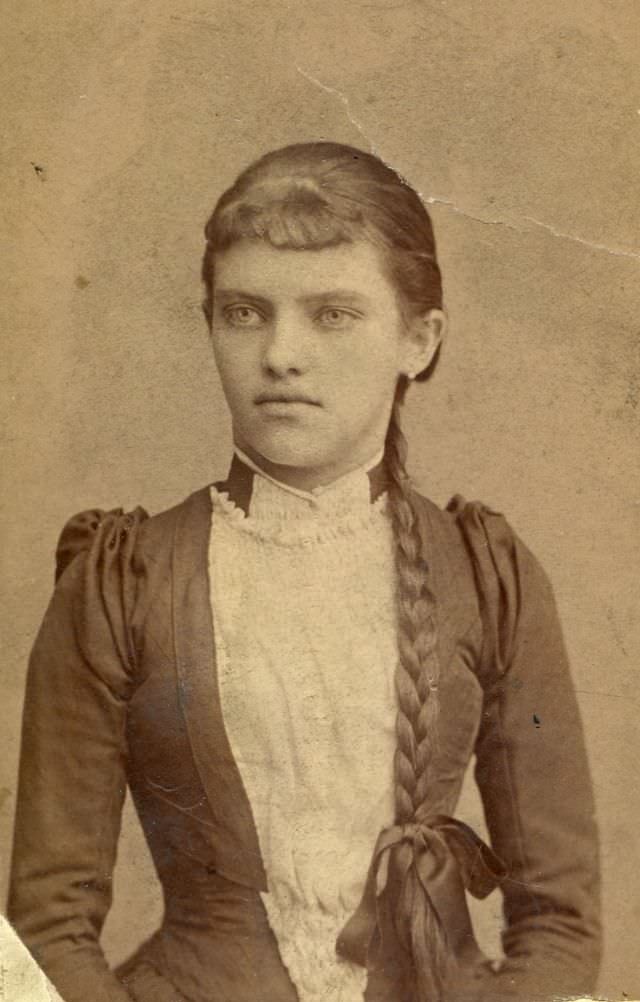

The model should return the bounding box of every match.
[1,1,639,999]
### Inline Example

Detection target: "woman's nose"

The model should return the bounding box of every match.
[262,317,308,375]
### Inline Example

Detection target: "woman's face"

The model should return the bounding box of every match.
[210,237,442,489]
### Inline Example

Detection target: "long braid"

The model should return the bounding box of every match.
[385,380,449,998]
[386,383,440,819]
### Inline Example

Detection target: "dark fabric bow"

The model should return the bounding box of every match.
[336,815,506,972]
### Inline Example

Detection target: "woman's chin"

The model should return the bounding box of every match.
[241,431,334,474]
[237,438,350,488]
[252,446,326,474]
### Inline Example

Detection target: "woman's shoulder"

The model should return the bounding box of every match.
[408,485,513,562]
[411,486,558,681]
[48,487,213,687]
[54,485,212,583]
[409,484,527,561]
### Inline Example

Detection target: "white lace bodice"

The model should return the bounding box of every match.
[207,460,399,1001]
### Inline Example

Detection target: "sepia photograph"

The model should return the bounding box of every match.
[1,3,639,1001]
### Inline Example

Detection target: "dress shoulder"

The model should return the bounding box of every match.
[46,505,151,697]
[55,505,150,583]
[445,494,556,685]
[54,487,210,586]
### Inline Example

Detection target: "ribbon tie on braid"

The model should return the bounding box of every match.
[336,815,506,974]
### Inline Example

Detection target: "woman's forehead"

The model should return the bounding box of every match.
[212,238,394,302]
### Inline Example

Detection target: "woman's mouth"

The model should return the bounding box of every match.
[255,393,321,406]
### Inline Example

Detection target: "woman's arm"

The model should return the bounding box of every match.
[7,510,146,1002]
[456,503,601,1001]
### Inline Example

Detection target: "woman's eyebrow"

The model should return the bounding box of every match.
[298,290,371,308]
[214,288,372,308]
[213,288,273,309]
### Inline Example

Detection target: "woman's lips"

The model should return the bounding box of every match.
[255,397,321,416]
[255,393,321,406]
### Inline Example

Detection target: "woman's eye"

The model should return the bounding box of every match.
[317,308,358,329]
[223,305,264,328]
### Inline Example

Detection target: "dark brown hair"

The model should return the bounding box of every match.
[202,142,447,998]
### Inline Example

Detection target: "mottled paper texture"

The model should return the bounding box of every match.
[1,1,639,999]
[0,918,63,1001]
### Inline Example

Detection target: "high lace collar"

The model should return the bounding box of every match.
[215,447,389,517]
[209,447,391,545]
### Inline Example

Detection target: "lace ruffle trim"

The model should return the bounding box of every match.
[209,485,389,547]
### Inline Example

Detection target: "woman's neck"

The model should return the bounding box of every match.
[234,443,386,494]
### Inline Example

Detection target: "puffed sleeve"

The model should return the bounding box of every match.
[452,500,601,1001]
[7,507,149,1002]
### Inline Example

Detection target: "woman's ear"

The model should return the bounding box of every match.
[400,309,447,379]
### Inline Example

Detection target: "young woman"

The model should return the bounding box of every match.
[8,142,601,1002]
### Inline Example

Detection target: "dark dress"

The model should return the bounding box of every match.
[7,467,601,1002]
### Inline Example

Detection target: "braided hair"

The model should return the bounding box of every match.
[202,142,447,997]
[385,379,447,998]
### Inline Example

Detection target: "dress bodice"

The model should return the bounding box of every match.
[208,460,399,1001]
